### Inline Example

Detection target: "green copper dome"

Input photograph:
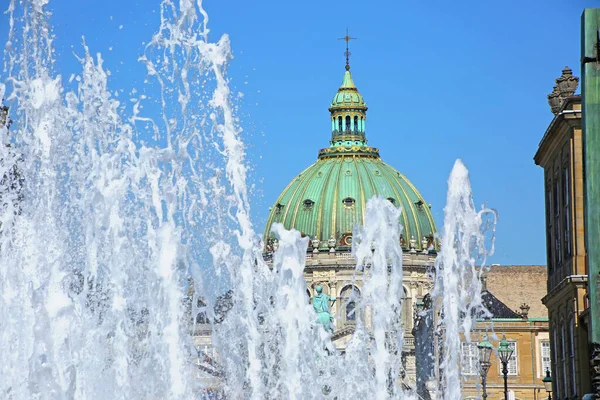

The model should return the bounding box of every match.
[264,67,437,252]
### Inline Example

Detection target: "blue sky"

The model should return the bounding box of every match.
[1,0,596,265]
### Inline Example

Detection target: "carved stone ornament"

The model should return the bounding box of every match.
[409,235,417,253]
[556,66,579,98]
[421,236,428,254]
[328,235,336,253]
[547,67,579,115]
[518,303,530,319]
[548,86,562,115]
[313,270,335,279]
[312,237,320,253]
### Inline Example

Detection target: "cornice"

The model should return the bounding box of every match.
[542,274,588,305]
[534,97,581,166]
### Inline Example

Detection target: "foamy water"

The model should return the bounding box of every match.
[0,1,496,399]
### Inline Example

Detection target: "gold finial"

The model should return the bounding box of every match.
[338,28,357,71]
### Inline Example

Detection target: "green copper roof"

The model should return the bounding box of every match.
[341,71,356,88]
[264,67,438,252]
[264,156,437,251]
[329,71,367,112]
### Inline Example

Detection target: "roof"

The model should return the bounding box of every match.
[484,265,548,318]
[481,290,520,319]
[263,156,438,251]
[329,70,367,112]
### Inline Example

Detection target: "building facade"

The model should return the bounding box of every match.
[533,67,591,398]
[461,266,550,400]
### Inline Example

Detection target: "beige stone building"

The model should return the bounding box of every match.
[461,266,549,400]
[534,67,591,398]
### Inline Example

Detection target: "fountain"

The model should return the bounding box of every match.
[0,1,496,399]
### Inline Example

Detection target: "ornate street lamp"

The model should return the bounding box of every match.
[477,334,493,400]
[497,334,514,400]
[543,368,552,400]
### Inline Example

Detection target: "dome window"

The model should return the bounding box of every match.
[387,197,396,205]
[303,199,315,209]
[275,203,284,215]
[341,233,353,246]
[342,197,355,208]
[415,199,424,210]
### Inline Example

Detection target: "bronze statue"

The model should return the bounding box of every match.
[312,285,336,332]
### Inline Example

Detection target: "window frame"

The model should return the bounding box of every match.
[507,341,518,376]
[339,285,360,325]
[461,342,479,376]
[562,165,572,258]
[540,340,551,377]
[568,317,576,396]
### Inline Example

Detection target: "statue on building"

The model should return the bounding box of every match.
[312,285,336,332]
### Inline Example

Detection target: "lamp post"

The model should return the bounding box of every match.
[543,368,552,400]
[497,334,514,400]
[477,334,493,400]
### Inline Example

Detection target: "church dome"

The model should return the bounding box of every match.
[264,65,437,252]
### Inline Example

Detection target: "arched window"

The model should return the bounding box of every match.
[196,311,209,324]
[303,199,315,209]
[346,301,356,320]
[338,116,342,132]
[568,315,575,396]
[340,285,360,324]
[342,197,355,207]
[552,323,561,399]
[354,116,359,133]
[345,116,351,132]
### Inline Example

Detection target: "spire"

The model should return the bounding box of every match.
[318,38,378,160]
[338,28,356,71]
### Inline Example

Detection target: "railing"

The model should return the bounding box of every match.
[335,253,353,260]
[332,130,362,137]
[404,336,415,347]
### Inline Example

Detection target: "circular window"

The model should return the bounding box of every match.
[342,197,355,207]
[303,199,315,209]
[345,170,352,176]
[387,197,396,205]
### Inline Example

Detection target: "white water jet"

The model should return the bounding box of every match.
[431,159,496,400]
[0,2,497,399]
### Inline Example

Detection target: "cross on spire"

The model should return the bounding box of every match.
[338,28,357,71]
